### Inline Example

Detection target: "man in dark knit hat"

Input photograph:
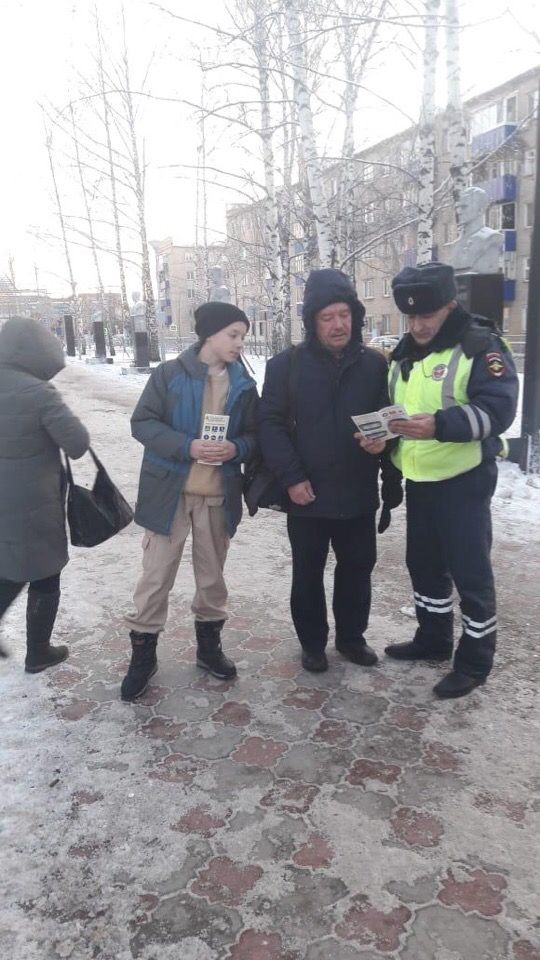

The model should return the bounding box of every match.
[120,302,258,701]
[259,268,403,673]
[385,261,518,698]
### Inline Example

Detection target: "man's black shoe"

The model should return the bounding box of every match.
[384,641,452,662]
[336,641,378,666]
[433,670,486,699]
[302,651,329,673]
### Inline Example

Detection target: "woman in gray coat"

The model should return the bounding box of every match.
[0,317,90,671]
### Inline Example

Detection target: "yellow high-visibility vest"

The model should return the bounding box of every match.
[388,345,482,481]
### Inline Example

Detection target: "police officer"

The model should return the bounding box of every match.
[384,262,518,698]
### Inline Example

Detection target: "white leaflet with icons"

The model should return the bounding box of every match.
[351,405,409,441]
[197,414,230,465]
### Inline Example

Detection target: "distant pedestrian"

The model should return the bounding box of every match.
[258,268,403,674]
[121,302,258,702]
[384,262,519,698]
[0,318,90,671]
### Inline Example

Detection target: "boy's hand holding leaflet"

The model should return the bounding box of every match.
[351,404,410,441]
[196,413,231,464]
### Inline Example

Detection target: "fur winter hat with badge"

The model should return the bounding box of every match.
[392,262,457,315]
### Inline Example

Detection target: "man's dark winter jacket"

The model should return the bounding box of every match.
[132,345,258,537]
[258,269,397,519]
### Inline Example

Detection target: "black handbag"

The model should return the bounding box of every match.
[65,448,134,547]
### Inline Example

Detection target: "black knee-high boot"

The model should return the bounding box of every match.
[25,589,68,673]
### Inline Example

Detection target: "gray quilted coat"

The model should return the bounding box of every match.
[0,318,90,582]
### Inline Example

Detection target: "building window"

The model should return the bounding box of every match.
[496,93,517,124]
[523,257,530,282]
[524,149,536,176]
[291,254,304,274]
[186,270,195,280]
[381,314,391,333]
[364,279,374,298]
[187,288,195,299]
[364,315,375,332]
[362,163,374,182]
[488,201,515,230]
[185,251,195,262]
[524,203,534,227]
[383,278,391,297]
[292,221,304,239]
[528,90,539,116]
[259,321,264,336]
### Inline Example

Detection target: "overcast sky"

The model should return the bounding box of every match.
[1,0,539,299]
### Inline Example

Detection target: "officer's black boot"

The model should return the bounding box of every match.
[385,629,452,663]
[433,670,486,699]
[195,620,237,680]
[25,589,68,673]
[121,631,158,701]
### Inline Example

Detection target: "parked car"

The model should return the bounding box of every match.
[367,335,400,358]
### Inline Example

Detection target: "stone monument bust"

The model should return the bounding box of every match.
[449,186,503,274]
[130,291,147,333]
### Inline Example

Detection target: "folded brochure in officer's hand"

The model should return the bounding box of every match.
[351,405,409,441]
[197,413,230,464]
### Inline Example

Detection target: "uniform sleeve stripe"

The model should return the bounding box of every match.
[473,406,492,439]
[460,404,481,439]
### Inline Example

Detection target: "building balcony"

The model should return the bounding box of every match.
[475,174,517,203]
[470,124,517,158]
[503,230,516,252]
[503,278,515,302]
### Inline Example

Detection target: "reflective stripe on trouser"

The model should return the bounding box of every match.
[125,494,230,635]
[406,461,498,676]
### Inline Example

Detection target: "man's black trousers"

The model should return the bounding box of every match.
[406,460,498,678]
[287,514,376,653]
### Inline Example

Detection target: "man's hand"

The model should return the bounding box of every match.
[389,414,436,439]
[190,439,237,463]
[288,480,316,506]
[354,432,386,455]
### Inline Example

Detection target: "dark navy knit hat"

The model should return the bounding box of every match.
[392,262,457,315]
[302,269,365,337]
[194,301,250,340]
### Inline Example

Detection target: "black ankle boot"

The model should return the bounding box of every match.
[25,590,68,673]
[121,631,158,701]
[195,620,237,680]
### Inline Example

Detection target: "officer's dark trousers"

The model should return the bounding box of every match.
[406,460,498,678]
[287,514,376,653]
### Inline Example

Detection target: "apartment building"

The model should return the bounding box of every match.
[351,66,539,348]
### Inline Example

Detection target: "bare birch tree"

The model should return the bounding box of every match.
[416,0,440,264]
[445,0,468,230]
[284,0,334,266]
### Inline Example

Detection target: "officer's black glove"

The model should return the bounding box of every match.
[378,455,403,534]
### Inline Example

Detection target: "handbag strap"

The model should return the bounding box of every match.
[64,446,103,482]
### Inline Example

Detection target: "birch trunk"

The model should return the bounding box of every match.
[97,17,131,338]
[253,1,285,354]
[285,0,334,267]
[44,129,83,354]
[416,0,440,265]
[445,0,468,231]
[69,103,114,357]
[121,11,159,359]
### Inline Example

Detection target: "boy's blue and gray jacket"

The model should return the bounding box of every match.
[131,345,258,537]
